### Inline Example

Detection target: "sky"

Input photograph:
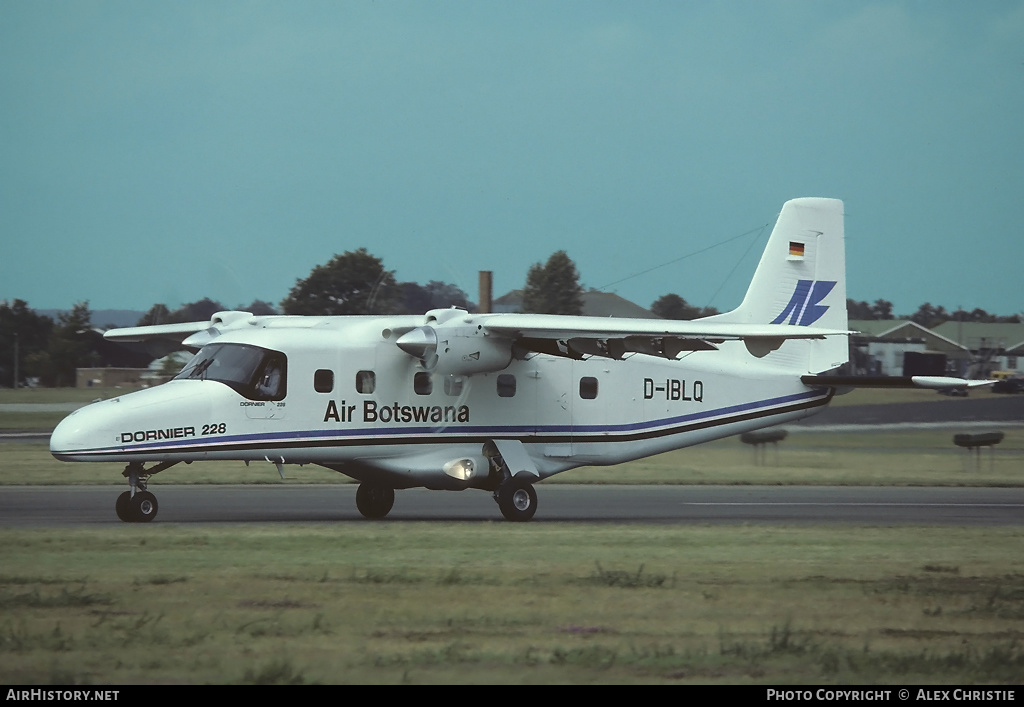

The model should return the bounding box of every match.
[2,0,1022,319]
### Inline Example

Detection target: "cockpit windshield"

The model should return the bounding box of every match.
[174,343,287,401]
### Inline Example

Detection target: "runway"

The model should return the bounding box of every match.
[2,484,1023,528]
[5,396,1021,528]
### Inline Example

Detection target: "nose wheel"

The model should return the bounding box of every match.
[115,490,159,523]
[115,461,176,523]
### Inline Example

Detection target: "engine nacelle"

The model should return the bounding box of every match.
[395,314,513,376]
[434,328,514,376]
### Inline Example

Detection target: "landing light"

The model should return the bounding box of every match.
[442,458,475,481]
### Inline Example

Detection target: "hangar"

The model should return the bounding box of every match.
[850,320,1024,379]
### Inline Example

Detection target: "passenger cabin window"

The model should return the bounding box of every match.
[356,370,375,394]
[580,376,599,400]
[414,372,432,395]
[497,374,516,398]
[174,343,287,401]
[314,369,334,393]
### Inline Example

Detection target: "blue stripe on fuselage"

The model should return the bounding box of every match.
[56,389,828,458]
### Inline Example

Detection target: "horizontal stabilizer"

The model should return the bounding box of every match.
[802,375,995,390]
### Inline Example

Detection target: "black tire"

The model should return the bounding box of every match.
[115,491,133,522]
[497,477,537,522]
[355,483,395,519]
[130,491,159,523]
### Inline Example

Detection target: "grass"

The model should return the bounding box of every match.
[0,387,132,405]
[4,424,1022,487]
[562,427,1024,486]
[0,411,75,431]
[3,386,1022,683]
[1,524,1022,684]
[825,386,1002,407]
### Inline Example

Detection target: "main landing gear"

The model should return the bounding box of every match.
[485,444,539,522]
[115,461,177,523]
[351,440,541,522]
[355,483,395,519]
[494,474,538,522]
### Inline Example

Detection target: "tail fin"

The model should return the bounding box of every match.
[705,197,848,373]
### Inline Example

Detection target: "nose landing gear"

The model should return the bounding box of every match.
[115,489,158,523]
[115,461,177,523]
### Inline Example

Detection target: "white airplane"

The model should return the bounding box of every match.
[50,198,983,522]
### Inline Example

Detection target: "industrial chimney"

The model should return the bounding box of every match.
[478,271,493,314]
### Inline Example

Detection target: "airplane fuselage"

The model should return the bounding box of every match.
[51,315,831,490]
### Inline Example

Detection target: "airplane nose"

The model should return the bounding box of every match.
[50,410,92,459]
[50,383,219,462]
[50,400,119,460]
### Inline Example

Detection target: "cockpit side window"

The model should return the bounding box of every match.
[174,344,287,401]
[254,354,286,400]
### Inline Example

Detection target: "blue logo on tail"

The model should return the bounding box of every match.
[772,280,836,326]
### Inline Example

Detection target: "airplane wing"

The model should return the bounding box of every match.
[477,313,850,360]
[103,311,259,351]
[479,313,848,341]
[103,320,212,344]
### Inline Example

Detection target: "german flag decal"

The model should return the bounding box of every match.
[788,241,805,257]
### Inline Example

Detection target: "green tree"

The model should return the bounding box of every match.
[521,251,584,315]
[847,299,872,319]
[651,294,718,320]
[847,299,894,320]
[870,299,894,320]
[281,249,400,315]
[400,281,474,314]
[140,300,229,325]
[137,304,172,326]
[239,300,278,316]
[44,302,100,387]
[948,307,999,324]
[171,298,226,323]
[0,299,54,387]
[909,303,949,328]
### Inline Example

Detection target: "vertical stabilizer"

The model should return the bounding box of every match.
[704,198,848,372]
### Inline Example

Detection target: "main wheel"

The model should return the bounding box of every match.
[115,491,133,522]
[355,483,395,519]
[130,491,159,523]
[497,477,537,522]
